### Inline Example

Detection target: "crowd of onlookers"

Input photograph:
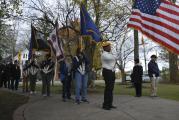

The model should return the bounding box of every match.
[0,60,21,90]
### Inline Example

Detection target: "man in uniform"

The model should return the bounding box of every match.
[148,55,160,97]
[8,61,15,90]
[28,54,39,94]
[59,55,72,101]
[13,60,21,90]
[40,53,54,97]
[131,58,143,97]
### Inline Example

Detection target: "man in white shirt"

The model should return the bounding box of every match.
[101,41,116,110]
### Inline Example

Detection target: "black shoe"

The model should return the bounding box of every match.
[81,99,89,103]
[75,100,80,104]
[62,98,66,102]
[110,105,117,109]
[102,107,111,110]
[67,97,71,100]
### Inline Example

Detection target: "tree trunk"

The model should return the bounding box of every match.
[169,52,179,83]
[134,30,139,59]
[121,68,126,84]
[169,0,179,84]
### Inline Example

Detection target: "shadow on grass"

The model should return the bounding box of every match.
[0,90,29,120]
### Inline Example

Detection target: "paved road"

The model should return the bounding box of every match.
[14,94,179,120]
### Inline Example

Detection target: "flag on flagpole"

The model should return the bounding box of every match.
[48,20,64,61]
[80,4,102,42]
[128,0,179,54]
[28,25,50,60]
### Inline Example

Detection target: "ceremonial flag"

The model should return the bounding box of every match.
[18,50,21,62]
[28,25,50,59]
[128,0,179,54]
[48,20,64,61]
[80,4,102,42]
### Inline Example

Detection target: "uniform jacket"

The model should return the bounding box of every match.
[40,58,54,75]
[13,64,21,79]
[26,60,39,76]
[131,64,143,84]
[72,54,90,75]
[148,60,160,77]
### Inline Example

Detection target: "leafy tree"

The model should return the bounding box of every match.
[0,0,23,59]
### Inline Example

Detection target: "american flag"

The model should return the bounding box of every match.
[128,0,179,54]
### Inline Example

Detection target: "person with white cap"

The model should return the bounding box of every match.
[101,41,117,110]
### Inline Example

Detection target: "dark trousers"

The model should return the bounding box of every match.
[10,79,19,90]
[7,79,11,89]
[102,68,115,108]
[134,83,142,96]
[10,79,15,90]
[42,73,51,96]
[0,79,8,88]
[0,77,3,87]
[29,75,36,92]
[61,75,72,99]
[15,79,19,90]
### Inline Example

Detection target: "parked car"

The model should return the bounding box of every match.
[125,73,150,83]
[142,74,150,83]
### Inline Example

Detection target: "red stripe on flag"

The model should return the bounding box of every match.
[132,11,179,34]
[129,18,179,44]
[156,12,179,25]
[159,6,179,16]
[162,0,179,9]
[128,24,179,54]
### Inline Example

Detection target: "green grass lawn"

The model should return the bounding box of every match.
[34,83,179,101]
[96,83,179,101]
[0,90,29,120]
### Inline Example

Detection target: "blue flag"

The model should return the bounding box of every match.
[80,4,102,42]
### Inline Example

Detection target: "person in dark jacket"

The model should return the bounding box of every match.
[131,58,143,97]
[13,60,21,90]
[2,63,10,89]
[8,61,15,90]
[59,55,72,101]
[148,55,160,97]
[0,63,5,87]
[40,54,54,97]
